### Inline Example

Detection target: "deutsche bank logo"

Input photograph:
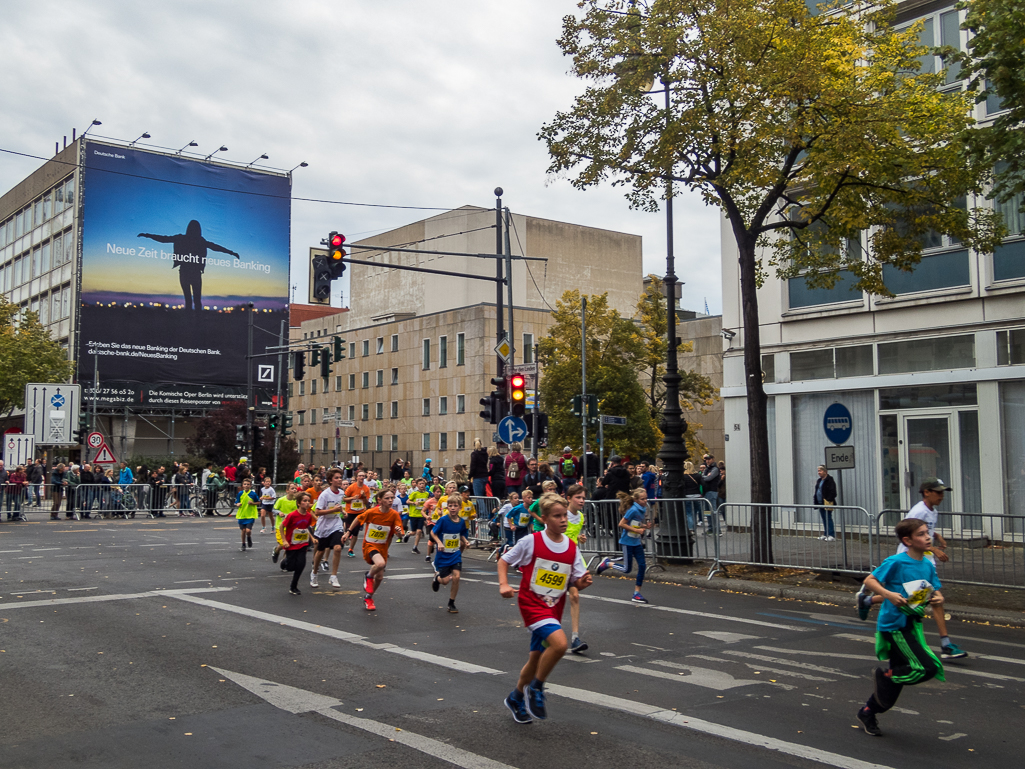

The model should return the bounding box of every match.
[257,365,275,383]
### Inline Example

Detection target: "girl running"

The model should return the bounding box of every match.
[596,489,651,604]
[281,491,315,595]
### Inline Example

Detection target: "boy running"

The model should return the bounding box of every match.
[423,485,444,562]
[405,477,430,553]
[498,493,593,724]
[343,471,372,559]
[857,478,968,660]
[564,484,589,653]
[855,517,946,737]
[271,482,299,564]
[281,492,315,595]
[343,489,404,611]
[258,476,277,534]
[505,490,532,547]
[235,478,259,552]
[311,469,346,589]
[431,495,470,614]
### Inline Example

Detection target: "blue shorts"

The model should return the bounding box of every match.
[529,622,562,652]
[238,519,256,529]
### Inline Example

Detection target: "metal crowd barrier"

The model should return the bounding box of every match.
[874,509,1025,589]
[16,482,238,518]
[710,502,876,578]
[468,496,503,547]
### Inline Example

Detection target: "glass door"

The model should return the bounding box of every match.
[901,415,952,513]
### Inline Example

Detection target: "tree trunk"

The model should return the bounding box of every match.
[737,233,774,565]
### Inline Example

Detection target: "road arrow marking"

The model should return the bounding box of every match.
[212,667,518,769]
[616,662,765,691]
[694,631,761,644]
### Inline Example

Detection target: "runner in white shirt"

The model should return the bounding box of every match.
[310,469,346,589]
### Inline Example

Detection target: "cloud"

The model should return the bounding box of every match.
[0,0,722,315]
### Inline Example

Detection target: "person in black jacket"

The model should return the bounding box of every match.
[814,465,838,541]
[602,456,632,496]
[487,446,505,499]
[682,460,702,531]
[26,459,45,507]
[79,463,96,519]
[468,439,489,497]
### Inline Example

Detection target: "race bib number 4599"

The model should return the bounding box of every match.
[530,556,569,599]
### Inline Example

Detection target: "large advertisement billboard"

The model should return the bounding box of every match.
[79,141,290,408]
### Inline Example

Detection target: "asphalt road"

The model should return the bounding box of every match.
[1,517,1023,769]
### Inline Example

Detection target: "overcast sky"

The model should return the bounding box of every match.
[0,0,722,315]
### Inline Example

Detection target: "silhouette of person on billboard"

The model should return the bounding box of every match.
[138,221,240,310]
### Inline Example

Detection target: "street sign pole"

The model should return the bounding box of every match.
[581,297,588,491]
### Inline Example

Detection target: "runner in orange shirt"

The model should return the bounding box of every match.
[343,471,373,559]
[342,488,403,611]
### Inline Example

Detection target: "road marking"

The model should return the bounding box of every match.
[694,631,761,644]
[757,612,865,630]
[632,643,671,651]
[615,663,766,691]
[31,548,61,551]
[381,573,435,581]
[174,579,214,584]
[755,646,875,662]
[687,655,836,682]
[832,634,1025,679]
[546,683,898,769]
[719,650,860,678]
[0,587,232,610]
[213,667,518,769]
[168,594,502,675]
[67,587,99,592]
[939,733,968,741]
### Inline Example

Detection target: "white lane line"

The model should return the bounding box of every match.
[31,548,61,552]
[719,650,860,679]
[67,587,99,592]
[615,663,764,691]
[221,577,257,581]
[694,631,761,644]
[174,579,214,584]
[168,593,503,675]
[460,578,808,631]
[755,646,876,662]
[0,587,232,610]
[0,550,24,553]
[213,667,518,769]
[382,573,435,581]
[686,655,836,682]
[546,683,897,769]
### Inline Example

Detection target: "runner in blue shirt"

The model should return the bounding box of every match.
[430,496,470,614]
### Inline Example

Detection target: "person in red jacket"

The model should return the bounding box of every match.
[281,492,315,595]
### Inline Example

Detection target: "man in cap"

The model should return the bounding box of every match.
[856,477,968,660]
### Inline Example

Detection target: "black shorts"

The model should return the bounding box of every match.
[316,530,344,551]
[344,513,362,533]
[408,516,425,532]
[436,563,462,580]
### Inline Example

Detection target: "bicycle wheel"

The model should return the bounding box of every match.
[214,491,234,516]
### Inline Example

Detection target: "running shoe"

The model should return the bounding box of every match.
[941,643,968,660]
[432,575,440,592]
[271,550,279,564]
[504,694,532,724]
[570,636,589,654]
[347,550,356,558]
[857,707,882,737]
[289,588,301,596]
[329,574,341,589]
[825,536,836,541]
[595,556,613,575]
[523,683,547,720]
[631,592,648,604]
[310,573,319,588]
[448,601,458,614]
[260,528,267,534]
[364,572,375,594]
[411,547,420,554]
[239,544,247,552]
[364,595,376,611]
[856,585,873,621]
[320,560,330,573]
[247,537,253,548]
[403,533,411,543]
[425,554,431,562]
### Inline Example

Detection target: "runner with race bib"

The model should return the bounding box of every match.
[343,489,404,612]
[431,495,470,614]
[343,471,373,559]
[281,492,315,595]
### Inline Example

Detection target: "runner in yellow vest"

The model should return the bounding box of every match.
[235,478,260,552]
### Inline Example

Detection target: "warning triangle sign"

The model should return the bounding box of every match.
[91,443,117,464]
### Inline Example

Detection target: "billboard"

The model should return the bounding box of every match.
[78,141,290,408]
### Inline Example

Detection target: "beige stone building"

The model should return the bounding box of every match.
[677,311,724,461]
[290,207,644,477]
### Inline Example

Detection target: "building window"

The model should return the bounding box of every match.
[298,411,306,426]
[349,374,356,390]
[299,381,305,396]
[361,404,369,421]
[439,433,448,451]
[456,394,465,414]
[336,375,343,391]
[298,439,304,453]
[349,342,356,359]
[311,408,317,424]
[377,337,384,354]
[523,334,534,364]
[422,433,431,451]
[348,436,355,452]
[323,377,329,392]
[311,379,317,395]
[362,436,369,452]
[994,187,1025,281]
[422,398,431,416]
[362,340,370,357]
[362,372,369,389]
[376,435,383,452]
[348,405,356,420]
[439,336,448,368]
[376,369,384,387]
[439,396,448,415]
[457,432,465,451]
[391,401,399,418]
[997,329,1025,366]
[391,367,398,385]
[457,332,465,366]
[376,402,383,419]
[422,339,431,370]
[323,438,329,452]
[288,382,294,398]
[878,334,975,375]
[790,344,873,381]
[391,435,399,451]
[391,334,399,352]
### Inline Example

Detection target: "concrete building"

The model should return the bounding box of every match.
[290,208,644,477]
[677,311,724,461]
[721,1,1025,534]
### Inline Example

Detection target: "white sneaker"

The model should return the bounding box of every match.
[825,536,836,541]
[329,574,341,588]
[320,561,331,573]
[310,573,319,588]
[817,535,827,540]
[260,528,267,534]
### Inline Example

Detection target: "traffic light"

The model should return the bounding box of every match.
[510,373,526,417]
[571,394,583,417]
[536,413,549,448]
[328,232,347,279]
[268,413,279,431]
[235,424,247,450]
[587,393,599,424]
[73,413,88,444]
[251,424,263,450]
[320,348,332,377]
[282,413,294,437]
[311,252,332,302]
[293,351,306,381]
[333,335,345,361]
[479,393,497,424]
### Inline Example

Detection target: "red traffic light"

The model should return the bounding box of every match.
[510,373,526,403]
[330,233,345,248]
[510,374,525,389]
[329,231,347,261]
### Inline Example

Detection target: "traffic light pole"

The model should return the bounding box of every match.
[495,189,506,420]
[581,296,588,492]
[504,206,515,377]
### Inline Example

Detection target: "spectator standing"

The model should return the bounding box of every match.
[521,456,543,498]
[66,465,81,519]
[235,457,252,487]
[422,459,434,481]
[813,465,837,540]
[50,463,67,519]
[638,461,659,500]
[175,463,194,516]
[469,439,490,498]
[602,456,632,496]
[6,465,28,520]
[504,443,529,496]
[558,447,579,484]
[118,461,134,486]
[27,459,44,507]
[538,461,563,495]
[390,458,405,482]
[79,463,96,519]
[582,444,600,495]
[487,446,506,499]
[700,454,721,534]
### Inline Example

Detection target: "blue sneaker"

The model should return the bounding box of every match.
[504,693,532,724]
[523,683,547,720]
[631,592,648,604]
[595,556,613,575]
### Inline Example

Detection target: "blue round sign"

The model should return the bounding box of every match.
[50,394,65,408]
[823,403,853,445]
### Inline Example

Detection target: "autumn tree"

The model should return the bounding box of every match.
[540,0,1001,562]
[538,290,659,459]
[185,400,299,480]
[0,297,74,419]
